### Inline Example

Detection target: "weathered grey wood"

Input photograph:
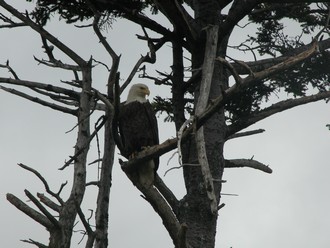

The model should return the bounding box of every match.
[195,25,219,215]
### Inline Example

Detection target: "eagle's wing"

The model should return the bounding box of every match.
[143,101,159,170]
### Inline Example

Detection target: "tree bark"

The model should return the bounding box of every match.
[94,113,115,248]
[177,1,227,247]
[49,63,92,248]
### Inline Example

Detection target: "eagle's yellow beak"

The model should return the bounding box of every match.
[144,88,150,96]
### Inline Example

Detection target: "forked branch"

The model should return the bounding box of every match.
[18,163,64,205]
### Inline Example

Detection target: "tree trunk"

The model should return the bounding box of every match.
[177,1,227,247]
[49,65,92,248]
[94,112,116,248]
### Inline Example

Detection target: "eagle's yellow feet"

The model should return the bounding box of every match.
[129,152,138,159]
[141,146,151,150]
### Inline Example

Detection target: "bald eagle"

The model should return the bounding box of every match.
[118,83,159,188]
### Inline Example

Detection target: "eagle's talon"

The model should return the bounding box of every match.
[129,152,138,159]
[141,146,151,150]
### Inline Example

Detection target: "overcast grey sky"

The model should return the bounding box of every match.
[1,1,330,248]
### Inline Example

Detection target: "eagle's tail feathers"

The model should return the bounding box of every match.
[139,160,155,188]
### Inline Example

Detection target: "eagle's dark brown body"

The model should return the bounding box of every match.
[118,100,159,171]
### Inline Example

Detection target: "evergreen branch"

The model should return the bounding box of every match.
[233,38,330,75]
[227,90,330,137]
[244,40,318,82]
[199,39,319,129]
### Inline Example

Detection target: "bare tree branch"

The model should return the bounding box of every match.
[216,56,242,84]
[154,175,180,215]
[24,189,60,228]
[227,129,265,140]
[88,11,119,247]
[18,163,64,205]
[0,60,19,79]
[6,193,53,229]
[41,35,55,61]
[0,85,77,115]
[34,56,82,71]
[0,12,26,28]
[21,239,47,248]
[225,159,273,174]
[92,12,119,62]
[122,8,174,40]
[59,114,106,170]
[152,0,196,43]
[0,77,80,97]
[120,27,166,93]
[121,161,181,247]
[76,203,95,248]
[37,193,61,212]
[0,0,87,67]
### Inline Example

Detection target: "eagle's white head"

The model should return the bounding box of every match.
[126,83,150,104]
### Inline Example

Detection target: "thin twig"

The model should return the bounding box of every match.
[17,163,64,205]
[0,60,19,79]
[60,115,106,170]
